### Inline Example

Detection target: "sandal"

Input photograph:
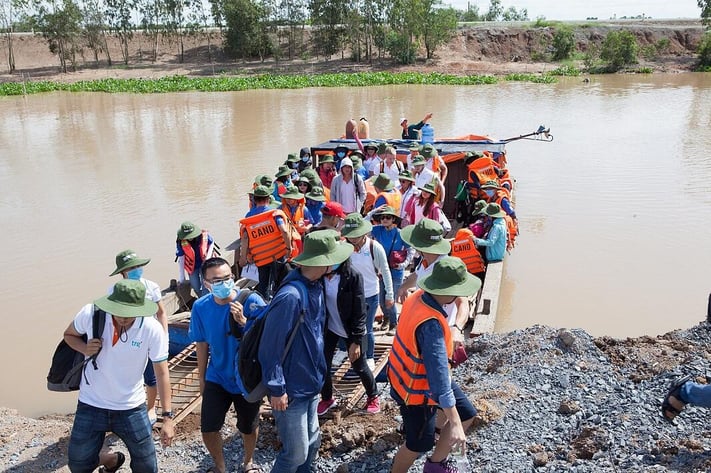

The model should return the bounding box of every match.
[99,451,125,473]
[662,374,692,422]
[242,463,260,473]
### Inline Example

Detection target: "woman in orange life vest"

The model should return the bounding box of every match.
[279,186,313,255]
[402,180,450,233]
[176,221,217,297]
[449,228,486,282]
[388,257,480,473]
[239,185,292,299]
[480,180,518,249]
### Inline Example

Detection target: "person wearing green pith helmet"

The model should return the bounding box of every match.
[64,279,173,473]
[109,249,167,426]
[176,221,218,298]
[388,256,480,473]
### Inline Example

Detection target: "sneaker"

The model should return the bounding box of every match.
[365,395,380,414]
[422,456,459,473]
[317,398,338,416]
[366,358,376,371]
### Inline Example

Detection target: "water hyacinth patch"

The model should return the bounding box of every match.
[0,71,557,96]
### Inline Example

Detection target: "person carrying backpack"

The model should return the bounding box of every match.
[258,230,353,473]
[63,279,173,473]
[189,257,268,473]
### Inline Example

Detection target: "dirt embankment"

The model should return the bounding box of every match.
[0,19,706,83]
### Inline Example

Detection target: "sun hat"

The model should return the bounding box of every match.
[417,256,482,297]
[480,180,501,190]
[350,150,365,159]
[372,173,395,192]
[409,142,421,151]
[341,212,373,238]
[255,175,274,188]
[292,230,353,267]
[400,218,450,255]
[472,199,488,216]
[94,279,158,317]
[319,153,335,164]
[411,155,426,166]
[420,144,437,159]
[110,249,150,276]
[286,152,299,163]
[375,205,400,221]
[281,186,304,200]
[398,169,416,183]
[484,202,507,218]
[306,186,326,202]
[350,156,363,169]
[251,185,271,198]
[177,221,201,240]
[340,157,354,168]
[275,165,292,178]
[322,201,347,218]
[377,142,390,154]
[417,180,438,195]
[363,142,378,150]
[400,117,407,125]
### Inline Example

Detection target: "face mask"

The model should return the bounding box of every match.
[485,189,495,197]
[301,156,310,162]
[288,162,298,169]
[126,267,143,280]
[336,151,346,158]
[210,279,235,299]
[330,262,341,273]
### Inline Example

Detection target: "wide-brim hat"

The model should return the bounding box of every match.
[341,212,373,238]
[319,154,335,164]
[253,185,272,198]
[292,230,353,267]
[484,202,507,218]
[398,170,416,183]
[281,186,304,200]
[350,150,365,159]
[400,218,450,254]
[110,250,150,276]
[372,173,395,191]
[420,144,437,159]
[275,165,292,178]
[363,142,378,150]
[306,187,326,202]
[409,142,421,151]
[375,206,400,222]
[340,157,354,168]
[377,142,391,154]
[417,256,482,297]
[95,280,158,317]
[417,181,437,195]
[480,180,501,189]
[177,221,201,240]
[286,152,299,163]
[472,199,488,216]
[411,155,426,166]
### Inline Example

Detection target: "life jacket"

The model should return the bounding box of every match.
[467,156,499,187]
[281,203,307,255]
[179,230,213,275]
[239,209,290,267]
[362,179,377,215]
[388,290,453,406]
[376,191,402,214]
[450,229,486,275]
[504,215,518,251]
[498,168,512,191]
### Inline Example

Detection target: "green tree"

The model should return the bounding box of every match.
[501,6,527,21]
[484,0,502,21]
[422,6,457,59]
[33,0,83,72]
[0,0,25,72]
[104,0,135,64]
[551,25,575,61]
[697,31,711,69]
[459,4,480,22]
[309,0,347,59]
[699,0,710,27]
[600,30,638,71]
[81,0,111,65]
[223,0,271,60]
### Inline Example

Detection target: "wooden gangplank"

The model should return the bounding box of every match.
[155,343,201,428]
[470,260,503,335]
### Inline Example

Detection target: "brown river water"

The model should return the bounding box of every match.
[1,74,710,416]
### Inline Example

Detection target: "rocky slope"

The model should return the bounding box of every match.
[3,322,711,472]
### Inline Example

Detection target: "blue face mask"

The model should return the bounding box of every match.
[210,279,235,299]
[301,156,310,162]
[126,267,144,280]
[330,262,341,273]
[485,189,495,197]
[336,151,346,158]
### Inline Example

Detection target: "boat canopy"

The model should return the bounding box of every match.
[311,137,507,158]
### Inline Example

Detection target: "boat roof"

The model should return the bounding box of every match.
[311,138,507,156]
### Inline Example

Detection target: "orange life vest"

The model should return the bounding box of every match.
[467,156,499,186]
[388,290,453,406]
[239,209,289,267]
[362,179,377,215]
[504,215,518,251]
[450,229,486,275]
[179,230,212,275]
[376,191,402,214]
[280,203,308,255]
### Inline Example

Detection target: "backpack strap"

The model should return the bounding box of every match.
[90,309,106,370]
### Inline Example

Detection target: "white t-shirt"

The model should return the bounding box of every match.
[349,237,393,299]
[73,303,168,410]
[378,160,403,188]
[339,178,357,214]
[415,167,438,189]
[365,157,381,176]
[324,274,348,338]
[415,255,457,325]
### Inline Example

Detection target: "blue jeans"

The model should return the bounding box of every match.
[189,269,208,297]
[271,396,320,473]
[379,270,403,327]
[681,382,711,407]
[68,401,156,473]
[365,294,379,359]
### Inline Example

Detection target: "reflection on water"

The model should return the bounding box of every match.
[1,73,710,416]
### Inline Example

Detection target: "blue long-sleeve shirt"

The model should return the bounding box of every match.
[258,269,326,399]
[475,217,507,262]
[416,292,456,408]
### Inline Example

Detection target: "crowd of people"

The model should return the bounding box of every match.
[61,128,519,473]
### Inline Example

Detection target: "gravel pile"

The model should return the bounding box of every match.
[4,322,711,472]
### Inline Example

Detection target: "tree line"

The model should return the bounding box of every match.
[0,0,529,73]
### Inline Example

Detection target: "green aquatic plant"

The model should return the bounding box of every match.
[549,64,581,76]
[504,73,556,84]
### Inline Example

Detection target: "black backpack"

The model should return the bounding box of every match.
[237,280,307,403]
[47,308,106,392]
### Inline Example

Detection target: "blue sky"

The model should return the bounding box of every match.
[446,0,702,20]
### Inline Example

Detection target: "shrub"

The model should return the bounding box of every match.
[600,30,638,71]
[549,64,581,76]
[697,32,711,71]
[551,26,575,61]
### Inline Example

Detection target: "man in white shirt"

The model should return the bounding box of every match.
[412,155,445,202]
[64,279,173,473]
